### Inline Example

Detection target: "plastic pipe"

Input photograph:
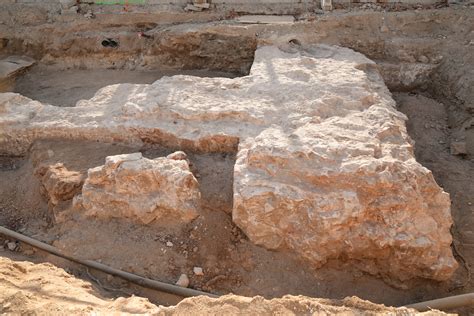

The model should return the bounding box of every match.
[405,293,474,312]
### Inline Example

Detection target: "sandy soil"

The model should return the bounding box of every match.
[0,253,162,315]
[0,254,441,315]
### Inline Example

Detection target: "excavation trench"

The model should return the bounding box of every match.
[0,35,253,306]
[1,8,474,313]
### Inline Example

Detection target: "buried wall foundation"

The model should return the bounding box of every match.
[0,44,458,283]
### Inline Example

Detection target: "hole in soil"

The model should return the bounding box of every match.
[102,38,119,48]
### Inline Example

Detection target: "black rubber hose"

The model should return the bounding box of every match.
[0,225,218,299]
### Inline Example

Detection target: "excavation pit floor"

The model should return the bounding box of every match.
[13,65,238,107]
[0,65,471,312]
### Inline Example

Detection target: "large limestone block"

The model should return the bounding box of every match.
[76,153,201,224]
[233,124,455,281]
[232,46,457,282]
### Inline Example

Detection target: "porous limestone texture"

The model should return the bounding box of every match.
[0,44,457,281]
[35,163,85,207]
[75,153,201,225]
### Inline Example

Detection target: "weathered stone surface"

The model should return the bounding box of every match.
[35,163,85,206]
[233,125,455,281]
[0,255,447,315]
[0,45,457,281]
[75,153,201,224]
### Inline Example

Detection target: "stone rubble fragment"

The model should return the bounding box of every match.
[193,267,204,276]
[176,274,190,288]
[75,152,201,225]
[35,163,85,207]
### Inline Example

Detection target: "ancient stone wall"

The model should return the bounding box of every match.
[0,45,458,282]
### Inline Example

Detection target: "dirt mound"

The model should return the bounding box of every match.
[0,256,445,315]
[161,295,446,315]
[0,256,160,315]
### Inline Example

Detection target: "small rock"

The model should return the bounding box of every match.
[193,267,204,276]
[418,55,429,63]
[193,3,210,9]
[7,242,17,251]
[167,151,188,161]
[166,241,173,247]
[61,5,78,14]
[184,4,203,11]
[84,11,95,19]
[193,246,198,252]
[176,274,189,287]
[450,141,467,156]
